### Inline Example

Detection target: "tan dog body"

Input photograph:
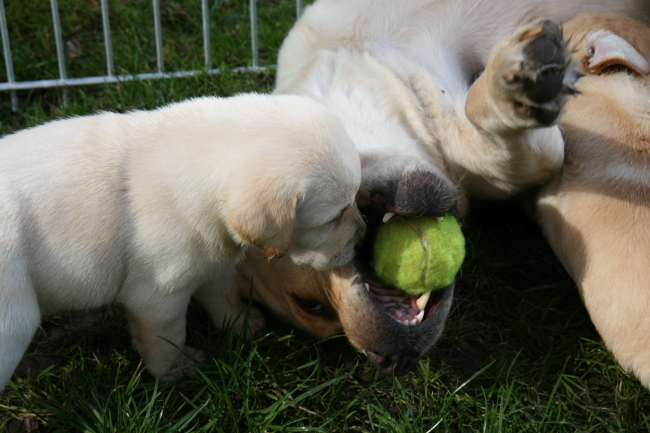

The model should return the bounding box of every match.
[537,13,650,387]
[234,0,650,377]
[0,93,364,390]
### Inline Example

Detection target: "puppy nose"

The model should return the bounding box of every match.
[366,350,422,376]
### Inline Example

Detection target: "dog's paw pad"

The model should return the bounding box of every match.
[522,36,566,103]
[502,20,579,126]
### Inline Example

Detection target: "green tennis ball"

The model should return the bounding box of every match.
[373,215,465,294]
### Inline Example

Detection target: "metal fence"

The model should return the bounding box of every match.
[0,0,304,111]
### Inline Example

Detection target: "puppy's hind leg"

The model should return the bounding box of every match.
[0,262,41,391]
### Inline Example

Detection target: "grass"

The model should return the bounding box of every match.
[2,1,650,432]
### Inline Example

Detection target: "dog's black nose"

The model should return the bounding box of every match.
[367,350,422,376]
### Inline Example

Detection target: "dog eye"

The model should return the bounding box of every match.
[293,296,324,313]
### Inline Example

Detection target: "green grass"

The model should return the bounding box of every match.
[2,1,650,432]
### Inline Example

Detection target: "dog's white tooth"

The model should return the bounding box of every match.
[410,318,418,326]
[436,216,444,224]
[401,319,410,326]
[416,310,425,322]
[382,212,396,223]
[416,292,431,311]
[364,283,370,292]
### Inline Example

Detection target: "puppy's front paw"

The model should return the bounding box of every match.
[158,346,206,379]
[492,20,579,126]
[232,305,266,338]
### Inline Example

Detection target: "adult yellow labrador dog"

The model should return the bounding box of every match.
[538,12,650,388]
[0,93,365,391]
[232,0,650,382]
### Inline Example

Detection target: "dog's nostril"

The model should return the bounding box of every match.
[367,351,395,372]
[367,350,422,376]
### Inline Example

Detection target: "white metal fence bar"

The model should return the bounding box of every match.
[0,0,309,110]
[153,0,164,74]
[201,0,210,68]
[0,66,264,92]
[50,0,69,103]
[250,0,258,69]
[0,0,17,110]
[101,0,114,77]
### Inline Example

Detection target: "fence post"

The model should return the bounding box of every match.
[100,0,114,77]
[250,0,258,69]
[50,0,69,104]
[153,0,164,75]
[297,0,303,19]
[0,0,17,111]
[202,0,210,69]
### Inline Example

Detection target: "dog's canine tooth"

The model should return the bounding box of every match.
[415,310,424,322]
[410,318,418,326]
[416,292,431,311]
[382,212,396,223]
[436,216,444,223]
[364,283,370,292]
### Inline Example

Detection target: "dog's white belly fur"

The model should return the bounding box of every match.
[276,0,646,202]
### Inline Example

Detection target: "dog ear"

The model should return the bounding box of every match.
[228,188,301,260]
[585,30,650,76]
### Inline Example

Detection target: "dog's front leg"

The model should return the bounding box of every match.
[458,20,580,198]
[123,288,202,378]
[193,268,266,338]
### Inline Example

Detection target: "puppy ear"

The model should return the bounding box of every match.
[228,189,301,260]
[585,30,650,76]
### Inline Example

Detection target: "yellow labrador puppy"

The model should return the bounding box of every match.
[537,12,650,387]
[232,0,650,376]
[0,93,365,391]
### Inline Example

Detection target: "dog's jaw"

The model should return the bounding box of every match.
[339,278,455,376]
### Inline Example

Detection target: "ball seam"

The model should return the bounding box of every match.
[401,217,430,288]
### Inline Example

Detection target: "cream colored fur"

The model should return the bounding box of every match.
[275,0,648,204]
[0,93,365,391]
[231,0,650,382]
[537,12,650,387]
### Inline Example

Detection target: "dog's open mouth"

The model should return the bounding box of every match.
[355,210,447,328]
[363,281,441,327]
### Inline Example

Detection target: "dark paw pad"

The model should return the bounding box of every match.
[522,36,566,104]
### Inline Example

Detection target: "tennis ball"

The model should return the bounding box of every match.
[373,215,465,294]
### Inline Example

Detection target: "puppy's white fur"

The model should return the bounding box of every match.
[0,93,364,390]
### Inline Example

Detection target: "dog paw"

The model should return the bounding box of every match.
[491,20,580,126]
[232,305,266,338]
[160,346,206,380]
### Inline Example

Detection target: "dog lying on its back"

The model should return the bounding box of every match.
[228,0,650,379]
[537,12,650,387]
[0,93,365,391]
